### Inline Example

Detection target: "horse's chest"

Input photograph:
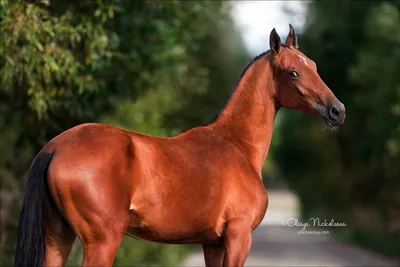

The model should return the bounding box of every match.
[224,182,268,229]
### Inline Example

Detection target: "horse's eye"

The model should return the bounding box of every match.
[289,70,299,78]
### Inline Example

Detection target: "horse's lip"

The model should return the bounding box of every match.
[317,103,337,128]
[316,103,332,127]
[321,115,333,127]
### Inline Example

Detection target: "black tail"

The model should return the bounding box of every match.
[15,151,54,267]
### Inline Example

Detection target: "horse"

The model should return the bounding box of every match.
[15,25,345,267]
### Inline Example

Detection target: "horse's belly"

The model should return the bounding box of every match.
[126,208,225,244]
[125,225,222,244]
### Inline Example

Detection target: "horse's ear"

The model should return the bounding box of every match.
[285,24,298,49]
[269,28,281,54]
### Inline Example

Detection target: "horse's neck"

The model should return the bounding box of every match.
[212,57,278,175]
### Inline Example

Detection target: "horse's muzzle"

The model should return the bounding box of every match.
[321,102,346,127]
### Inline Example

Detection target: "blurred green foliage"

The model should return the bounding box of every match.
[274,0,400,255]
[0,0,248,265]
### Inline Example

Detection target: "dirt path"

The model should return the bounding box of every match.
[183,190,399,267]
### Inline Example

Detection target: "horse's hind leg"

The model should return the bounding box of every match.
[45,204,76,266]
[80,217,128,267]
[203,243,225,267]
[76,207,129,266]
[82,237,124,267]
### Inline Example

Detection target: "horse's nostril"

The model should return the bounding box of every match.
[332,106,340,116]
[329,105,340,120]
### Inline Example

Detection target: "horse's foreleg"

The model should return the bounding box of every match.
[203,243,225,267]
[222,221,252,267]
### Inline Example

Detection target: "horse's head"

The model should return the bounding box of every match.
[269,25,345,127]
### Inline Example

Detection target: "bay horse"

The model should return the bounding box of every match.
[15,25,345,267]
